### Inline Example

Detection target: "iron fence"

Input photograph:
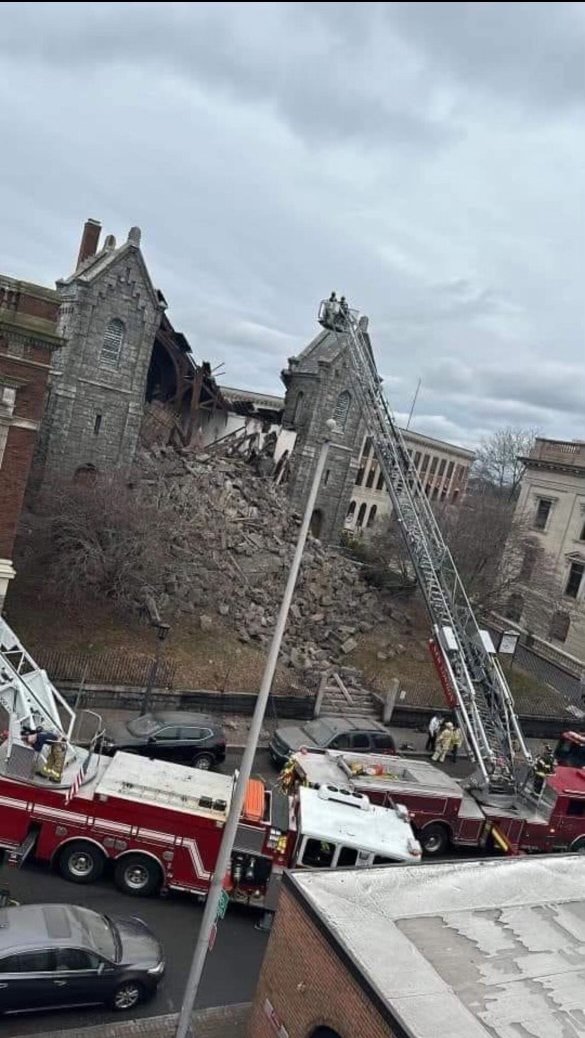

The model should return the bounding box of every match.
[35,648,176,690]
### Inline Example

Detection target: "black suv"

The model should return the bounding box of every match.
[269,716,396,768]
[102,711,226,770]
[0,904,164,1015]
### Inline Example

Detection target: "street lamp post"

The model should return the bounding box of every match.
[140,621,171,716]
[175,423,338,1038]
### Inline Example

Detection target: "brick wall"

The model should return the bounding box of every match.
[0,275,62,603]
[0,424,37,556]
[248,884,396,1038]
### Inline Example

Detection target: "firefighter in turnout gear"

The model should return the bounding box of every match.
[23,726,67,783]
[532,744,555,795]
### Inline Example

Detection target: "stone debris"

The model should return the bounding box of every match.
[134,444,408,681]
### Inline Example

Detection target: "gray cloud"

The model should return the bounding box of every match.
[0,1,583,450]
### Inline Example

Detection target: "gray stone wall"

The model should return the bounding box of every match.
[283,331,364,542]
[37,242,162,484]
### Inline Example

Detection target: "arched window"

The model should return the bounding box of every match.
[347,500,356,519]
[73,463,98,486]
[367,504,377,527]
[356,502,367,528]
[292,391,304,424]
[101,318,125,368]
[309,1029,343,1038]
[333,390,351,432]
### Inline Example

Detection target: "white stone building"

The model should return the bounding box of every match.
[346,427,476,532]
[506,437,585,666]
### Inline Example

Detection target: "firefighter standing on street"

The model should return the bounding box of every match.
[432,722,454,764]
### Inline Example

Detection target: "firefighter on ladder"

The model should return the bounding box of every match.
[532,744,555,795]
[22,725,67,782]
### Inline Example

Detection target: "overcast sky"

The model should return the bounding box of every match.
[1,2,584,448]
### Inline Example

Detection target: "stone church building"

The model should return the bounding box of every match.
[35,219,165,486]
[281,314,374,543]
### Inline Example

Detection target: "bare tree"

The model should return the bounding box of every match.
[436,486,560,621]
[474,427,538,498]
[25,475,178,608]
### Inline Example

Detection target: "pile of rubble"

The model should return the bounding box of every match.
[136,444,409,678]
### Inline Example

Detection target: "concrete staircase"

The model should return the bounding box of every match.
[316,671,379,719]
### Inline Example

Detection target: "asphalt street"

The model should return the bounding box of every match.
[2,863,269,1036]
[1,746,474,1036]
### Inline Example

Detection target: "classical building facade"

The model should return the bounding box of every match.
[35,219,165,486]
[0,275,63,606]
[506,437,585,665]
[347,427,475,532]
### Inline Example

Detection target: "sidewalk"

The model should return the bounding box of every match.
[80,706,551,760]
[40,1004,250,1038]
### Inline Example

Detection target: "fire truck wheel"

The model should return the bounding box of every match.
[58,841,105,884]
[111,980,143,1011]
[114,854,162,896]
[192,753,214,770]
[419,823,449,856]
[571,836,585,853]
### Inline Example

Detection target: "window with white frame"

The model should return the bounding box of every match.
[0,384,17,470]
[100,318,125,368]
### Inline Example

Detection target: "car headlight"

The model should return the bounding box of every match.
[147,960,165,976]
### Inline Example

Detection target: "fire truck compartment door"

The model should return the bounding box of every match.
[234,824,266,854]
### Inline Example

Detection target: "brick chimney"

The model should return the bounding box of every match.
[76,218,102,270]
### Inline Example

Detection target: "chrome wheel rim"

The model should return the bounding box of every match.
[69,851,94,877]
[124,863,149,890]
[423,833,442,854]
[194,756,211,770]
[115,983,140,1009]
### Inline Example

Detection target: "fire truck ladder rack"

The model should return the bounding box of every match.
[318,299,532,799]
[0,616,75,739]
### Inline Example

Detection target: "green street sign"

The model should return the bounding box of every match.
[217,889,229,920]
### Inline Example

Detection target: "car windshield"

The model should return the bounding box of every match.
[127,715,161,737]
[79,910,118,961]
[302,721,335,744]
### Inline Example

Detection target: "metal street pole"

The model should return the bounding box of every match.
[175,427,336,1038]
[141,622,171,716]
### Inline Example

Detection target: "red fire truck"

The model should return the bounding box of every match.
[297,297,585,854]
[0,617,421,904]
[285,748,585,857]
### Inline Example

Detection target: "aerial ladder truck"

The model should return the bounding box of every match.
[318,297,533,804]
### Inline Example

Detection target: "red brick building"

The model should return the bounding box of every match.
[249,874,396,1038]
[250,856,585,1038]
[0,275,63,607]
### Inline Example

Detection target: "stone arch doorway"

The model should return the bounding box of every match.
[310,508,324,538]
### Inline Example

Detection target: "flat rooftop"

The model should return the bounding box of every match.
[289,854,585,1037]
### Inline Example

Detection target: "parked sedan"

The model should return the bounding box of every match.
[0,903,164,1015]
[102,711,226,770]
[269,716,396,768]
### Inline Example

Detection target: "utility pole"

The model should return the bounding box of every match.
[175,422,338,1038]
[406,378,421,430]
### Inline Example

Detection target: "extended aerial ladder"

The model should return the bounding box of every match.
[318,298,532,800]
[0,616,75,737]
